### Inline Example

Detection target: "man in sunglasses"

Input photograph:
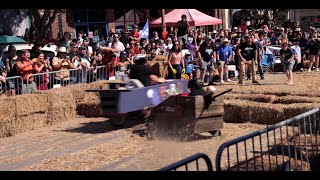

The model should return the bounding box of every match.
[107,33,125,56]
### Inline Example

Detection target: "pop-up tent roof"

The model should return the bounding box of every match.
[115,9,140,27]
[150,9,222,28]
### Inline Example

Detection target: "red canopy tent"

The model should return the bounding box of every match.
[150,9,222,28]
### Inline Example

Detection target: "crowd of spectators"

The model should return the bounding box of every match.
[0,14,320,96]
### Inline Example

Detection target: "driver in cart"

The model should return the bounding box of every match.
[129,54,166,87]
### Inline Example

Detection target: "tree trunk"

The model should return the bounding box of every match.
[29,9,58,44]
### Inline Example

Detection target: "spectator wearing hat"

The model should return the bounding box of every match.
[211,30,218,40]
[129,54,165,87]
[177,14,190,47]
[52,47,76,86]
[237,35,259,84]
[16,50,44,94]
[217,38,233,84]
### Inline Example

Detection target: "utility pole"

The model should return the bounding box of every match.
[161,9,165,26]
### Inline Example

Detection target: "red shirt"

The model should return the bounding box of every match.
[161,30,168,40]
[131,47,140,56]
[131,31,140,41]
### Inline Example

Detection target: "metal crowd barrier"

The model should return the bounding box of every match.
[158,153,213,171]
[2,63,133,95]
[215,108,320,171]
[0,76,23,96]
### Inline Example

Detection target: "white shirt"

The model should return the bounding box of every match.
[108,41,125,56]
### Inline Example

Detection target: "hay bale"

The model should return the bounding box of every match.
[13,94,48,116]
[77,102,101,117]
[224,93,276,103]
[0,97,16,123]
[69,82,105,104]
[36,88,76,124]
[146,61,167,78]
[90,80,110,90]
[68,83,93,104]
[223,99,243,123]
[152,55,168,62]
[77,102,113,117]
[273,96,320,104]
[0,113,47,138]
[48,107,76,125]
[224,99,285,124]
[283,103,320,119]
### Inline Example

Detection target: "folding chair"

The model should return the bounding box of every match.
[262,54,274,73]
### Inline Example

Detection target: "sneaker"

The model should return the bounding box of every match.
[300,68,304,72]
[220,80,224,84]
[226,79,232,82]
[261,75,265,80]
[316,68,319,72]
[238,81,243,85]
[252,80,260,84]
[308,69,311,72]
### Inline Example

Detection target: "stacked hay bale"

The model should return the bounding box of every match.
[223,92,320,124]
[224,99,285,124]
[36,88,76,125]
[147,55,168,78]
[73,81,110,117]
[13,94,49,131]
[0,97,16,137]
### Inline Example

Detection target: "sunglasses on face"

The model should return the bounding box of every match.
[174,44,179,46]
[114,36,119,38]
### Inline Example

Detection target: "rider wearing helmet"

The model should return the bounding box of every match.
[129,54,165,86]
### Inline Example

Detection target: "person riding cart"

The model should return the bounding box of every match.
[129,54,165,87]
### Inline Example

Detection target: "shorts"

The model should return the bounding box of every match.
[200,60,215,71]
[282,60,295,71]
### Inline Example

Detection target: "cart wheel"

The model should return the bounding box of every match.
[110,115,127,126]
[209,130,221,137]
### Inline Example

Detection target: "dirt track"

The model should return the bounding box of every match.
[0,116,265,171]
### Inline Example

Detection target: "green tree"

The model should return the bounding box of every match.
[28,9,61,43]
[235,9,290,27]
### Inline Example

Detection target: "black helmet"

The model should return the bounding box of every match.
[188,78,203,89]
[134,54,147,64]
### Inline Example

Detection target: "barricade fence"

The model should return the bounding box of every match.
[158,153,213,171]
[157,108,320,171]
[1,64,135,96]
[215,108,320,171]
